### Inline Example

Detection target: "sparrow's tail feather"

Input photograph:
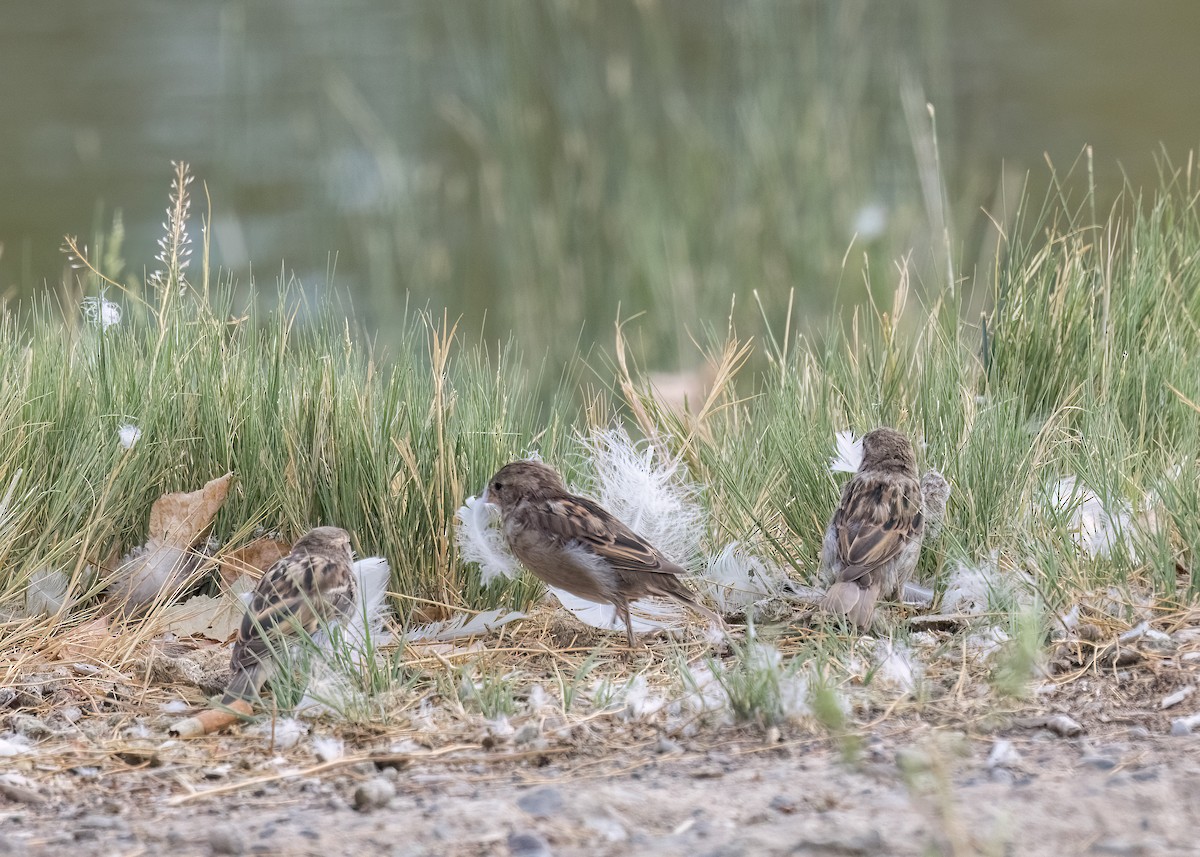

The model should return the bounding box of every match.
[821,580,878,631]
[220,662,268,706]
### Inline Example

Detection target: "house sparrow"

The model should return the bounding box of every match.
[820,428,925,631]
[482,460,719,647]
[222,526,355,704]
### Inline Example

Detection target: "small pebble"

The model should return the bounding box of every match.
[1080,755,1118,771]
[1045,714,1083,738]
[769,794,799,814]
[208,825,245,856]
[517,786,563,819]
[1169,713,1200,737]
[508,830,553,857]
[353,777,396,811]
[1127,725,1151,739]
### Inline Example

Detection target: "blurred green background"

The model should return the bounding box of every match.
[1,0,1197,369]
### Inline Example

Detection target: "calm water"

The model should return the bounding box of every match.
[1,1,1197,355]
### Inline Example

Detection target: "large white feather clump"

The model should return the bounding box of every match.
[455,494,521,584]
[299,556,394,717]
[1045,476,1140,560]
[547,586,687,634]
[700,541,788,616]
[579,426,706,570]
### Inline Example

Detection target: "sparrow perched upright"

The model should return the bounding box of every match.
[820,428,925,631]
[482,460,719,648]
[223,526,355,704]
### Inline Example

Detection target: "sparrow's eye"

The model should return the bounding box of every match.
[493,481,503,491]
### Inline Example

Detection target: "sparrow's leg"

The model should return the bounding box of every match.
[614,601,636,650]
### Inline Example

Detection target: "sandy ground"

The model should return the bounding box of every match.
[5,609,1200,857]
[4,718,1199,857]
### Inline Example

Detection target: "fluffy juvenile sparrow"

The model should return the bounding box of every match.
[820,428,925,631]
[482,460,719,648]
[222,526,355,704]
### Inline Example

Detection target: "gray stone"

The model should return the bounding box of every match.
[508,830,553,857]
[517,786,563,819]
[1080,755,1118,771]
[769,794,799,814]
[793,828,885,855]
[353,777,397,811]
[208,825,246,856]
[1170,713,1200,736]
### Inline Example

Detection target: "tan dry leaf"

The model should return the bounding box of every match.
[159,575,254,642]
[217,536,290,584]
[149,472,234,550]
[107,473,234,616]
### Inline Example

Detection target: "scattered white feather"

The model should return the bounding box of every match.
[0,735,32,757]
[778,672,815,721]
[485,715,514,738]
[830,429,864,474]
[23,567,71,617]
[872,639,920,695]
[404,607,527,643]
[109,543,191,614]
[964,626,1010,660]
[987,739,1022,770]
[941,554,1031,615]
[1047,476,1139,560]
[297,669,363,720]
[81,295,122,330]
[311,734,344,763]
[251,717,307,750]
[675,663,729,719]
[700,542,787,616]
[525,684,552,712]
[118,424,142,449]
[622,675,668,720]
[454,494,521,584]
[160,699,190,714]
[547,586,686,634]
[580,426,705,569]
[901,581,934,607]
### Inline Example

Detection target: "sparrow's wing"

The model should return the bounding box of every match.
[230,551,356,678]
[834,473,924,582]
[529,495,685,576]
